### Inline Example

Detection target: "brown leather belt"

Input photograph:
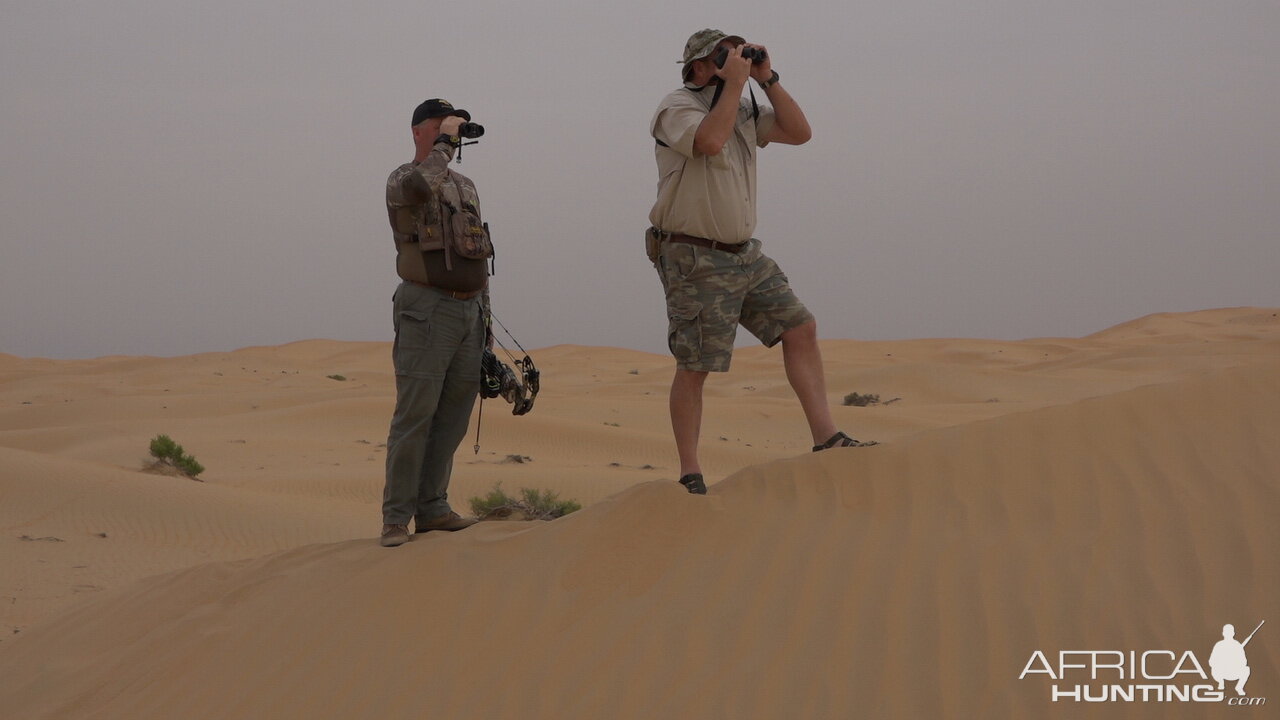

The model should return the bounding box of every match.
[666,233,748,254]
[408,280,483,300]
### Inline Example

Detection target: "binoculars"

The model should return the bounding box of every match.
[714,46,767,68]
[458,122,485,139]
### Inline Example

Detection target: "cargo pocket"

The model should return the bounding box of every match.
[667,302,703,366]
[393,309,433,376]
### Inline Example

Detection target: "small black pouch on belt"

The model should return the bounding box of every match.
[644,227,663,264]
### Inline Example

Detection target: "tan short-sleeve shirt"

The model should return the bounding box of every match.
[648,85,777,244]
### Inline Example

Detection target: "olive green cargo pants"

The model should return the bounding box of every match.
[382,281,484,526]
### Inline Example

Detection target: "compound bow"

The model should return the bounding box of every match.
[474,310,540,453]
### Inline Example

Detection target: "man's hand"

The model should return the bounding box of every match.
[713,44,751,87]
[744,43,773,83]
[440,115,465,138]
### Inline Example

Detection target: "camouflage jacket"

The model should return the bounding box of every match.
[386,138,491,291]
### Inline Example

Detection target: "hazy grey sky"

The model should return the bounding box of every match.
[3,0,1277,359]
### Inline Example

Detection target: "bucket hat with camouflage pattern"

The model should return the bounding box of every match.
[679,28,745,78]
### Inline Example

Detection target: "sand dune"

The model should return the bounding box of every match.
[1,307,1277,718]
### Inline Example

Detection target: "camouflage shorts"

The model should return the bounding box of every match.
[658,238,814,372]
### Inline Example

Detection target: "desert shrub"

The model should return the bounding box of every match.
[519,487,581,516]
[326,374,347,381]
[842,392,881,407]
[148,434,205,479]
[469,482,581,521]
[470,484,513,515]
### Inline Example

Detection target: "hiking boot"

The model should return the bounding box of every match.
[416,511,478,533]
[678,473,707,495]
[380,523,410,547]
[813,431,878,452]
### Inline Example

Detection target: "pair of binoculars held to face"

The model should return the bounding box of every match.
[458,122,484,139]
[714,46,767,68]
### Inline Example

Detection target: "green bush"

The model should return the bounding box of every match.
[469,482,581,521]
[470,483,513,516]
[148,434,205,479]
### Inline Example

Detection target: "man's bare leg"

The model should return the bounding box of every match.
[670,368,709,477]
[780,320,839,445]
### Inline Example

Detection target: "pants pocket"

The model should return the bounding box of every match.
[393,309,433,376]
[660,242,701,283]
[667,302,703,365]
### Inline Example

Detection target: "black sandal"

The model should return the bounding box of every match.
[678,473,707,494]
[812,431,878,452]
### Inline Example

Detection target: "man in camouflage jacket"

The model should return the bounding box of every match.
[379,98,489,546]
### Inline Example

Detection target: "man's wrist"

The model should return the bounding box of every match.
[434,133,461,147]
[757,70,780,90]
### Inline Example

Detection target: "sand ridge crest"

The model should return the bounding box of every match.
[1,362,1277,717]
[0,307,1277,717]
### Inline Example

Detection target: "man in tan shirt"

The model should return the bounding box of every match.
[649,30,875,495]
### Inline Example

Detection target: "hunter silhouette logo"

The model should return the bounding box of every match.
[1211,620,1263,697]
[1020,620,1267,705]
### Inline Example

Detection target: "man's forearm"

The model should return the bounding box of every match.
[415,137,458,184]
[481,286,494,349]
[763,82,811,144]
[693,79,747,155]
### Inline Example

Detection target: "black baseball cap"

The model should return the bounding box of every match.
[411,98,471,126]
